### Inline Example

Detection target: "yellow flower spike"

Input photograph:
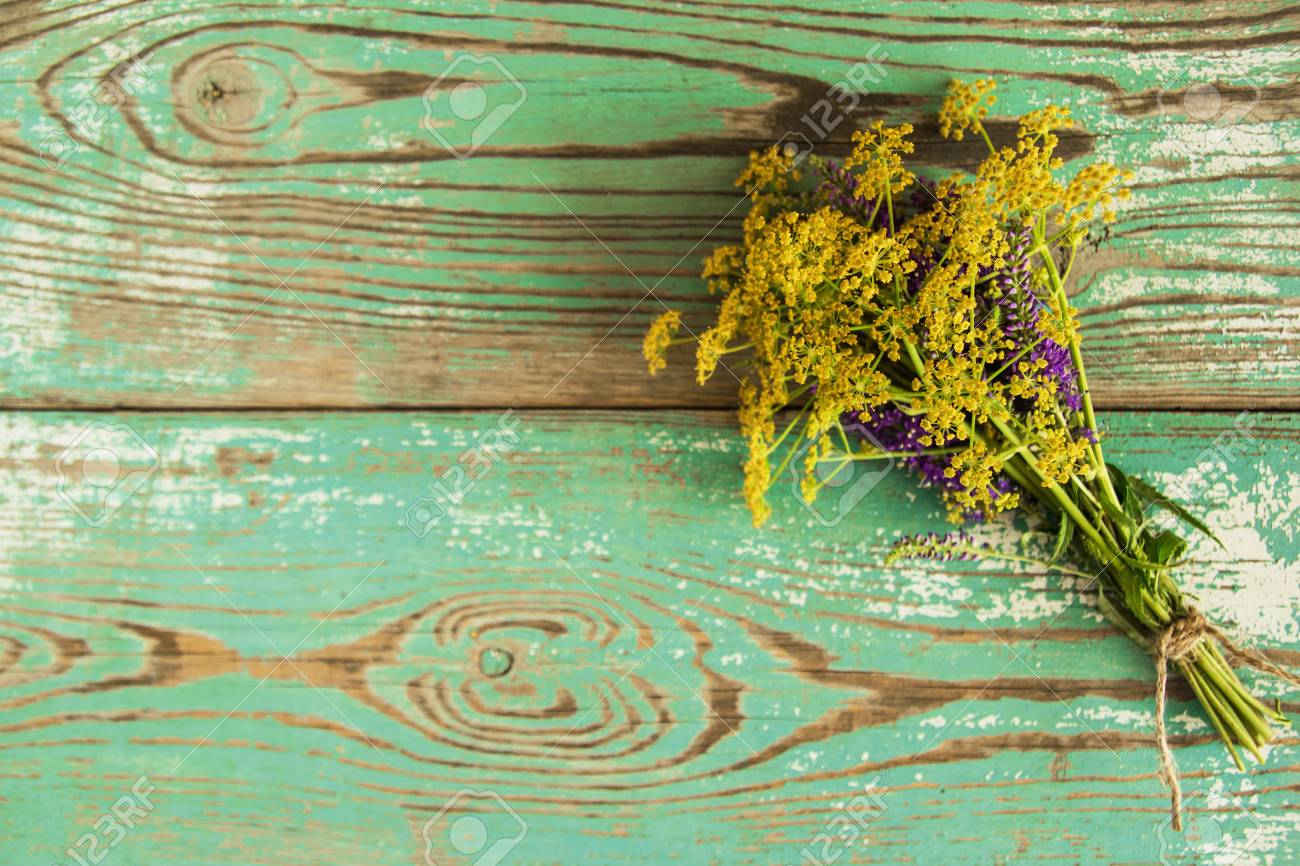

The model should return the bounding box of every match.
[938,78,997,141]
[736,380,778,526]
[695,325,731,385]
[742,429,773,527]
[642,309,682,376]
[800,435,836,505]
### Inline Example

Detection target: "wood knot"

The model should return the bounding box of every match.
[194,58,263,129]
[173,47,295,144]
[477,646,513,679]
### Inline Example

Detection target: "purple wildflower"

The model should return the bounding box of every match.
[841,404,1016,522]
[814,159,880,226]
[1029,339,1083,412]
[977,227,1083,413]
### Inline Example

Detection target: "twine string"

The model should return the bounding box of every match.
[1153,605,1300,832]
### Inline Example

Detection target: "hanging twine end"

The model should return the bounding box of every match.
[1153,607,1211,833]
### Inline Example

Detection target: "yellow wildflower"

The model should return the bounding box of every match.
[1017,104,1072,149]
[702,244,741,295]
[977,144,1064,223]
[942,442,1020,521]
[1062,163,1133,229]
[646,83,1131,529]
[1032,426,1092,486]
[736,144,800,199]
[844,121,916,196]
[939,78,997,141]
[742,429,773,527]
[1037,299,1080,348]
[643,309,682,376]
[737,381,778,525]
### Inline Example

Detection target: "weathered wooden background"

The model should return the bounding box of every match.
[1,1,1297,864]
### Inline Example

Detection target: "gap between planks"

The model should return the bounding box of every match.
[0,403,1289,415]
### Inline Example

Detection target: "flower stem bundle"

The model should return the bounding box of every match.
[644,80,1296,829]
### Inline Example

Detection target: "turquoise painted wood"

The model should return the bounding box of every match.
[0,0,1295,408]
[1,1,1297,864]
[1,411,1297,864]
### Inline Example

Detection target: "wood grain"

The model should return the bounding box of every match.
[0,0,1296,409]
[3,2,1298,864]
[1,410,1297,864]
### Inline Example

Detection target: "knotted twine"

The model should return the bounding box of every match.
[1153,605,1300,831]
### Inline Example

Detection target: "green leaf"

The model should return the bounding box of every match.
[1115,548,1186,573]
[1100,464,1140,539]
[1098,478,1132,527]
[1106,463,1145,525]
[1050,513,1073,564]
[1149,530,1187,567]
[1125,472,1226,550]
[1097,582,1150,646]
[1106,462,1130,500]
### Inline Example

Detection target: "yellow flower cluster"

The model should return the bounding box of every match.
[642,309,682,376]
[1032,424,1094,487]
[844,121,916,196]
[978,143,1064,224]
[1017,104,1072,148]
[645,80,1131,527]
[938,78,997,141]
[945,443,1020,518]
[735,144,801,199]
[1038,294,1080,347]
[699,192,917,521]
[1063,162,1133,229]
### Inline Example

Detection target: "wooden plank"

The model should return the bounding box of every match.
[1,409,1296,863]
[1,1,1296,409]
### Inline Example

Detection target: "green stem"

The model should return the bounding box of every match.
[989,417,1114,560]
[987,333,1048,380]
[767,397,812,455]
[1034,222,1119,509]
[867,194,885,227]
[1200,645,1279,731]
[824,446,965,461]
[1181,660,1244,770]
[767,431,807,494]
[1194,663,1266,763]
[967,547,1099,579]
[903,340,927,379]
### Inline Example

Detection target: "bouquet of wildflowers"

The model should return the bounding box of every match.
[643,80,1297,827]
